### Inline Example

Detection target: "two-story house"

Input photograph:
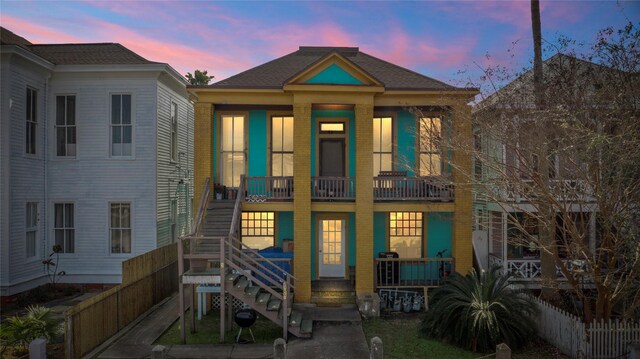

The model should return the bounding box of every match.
[0,27,194,296]
[187,46,477,306]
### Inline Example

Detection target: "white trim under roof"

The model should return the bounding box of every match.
[0,44,55,70]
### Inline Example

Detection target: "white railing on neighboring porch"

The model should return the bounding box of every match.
[494,257,590,281]
[504,179,593,202]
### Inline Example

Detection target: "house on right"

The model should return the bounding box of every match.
[472,53,640,292]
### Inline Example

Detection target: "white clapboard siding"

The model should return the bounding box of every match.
[155,81,193,248]
[532,295,640,359]
[5,59,49,286]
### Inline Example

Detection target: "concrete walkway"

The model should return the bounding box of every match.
[97,295,370,359]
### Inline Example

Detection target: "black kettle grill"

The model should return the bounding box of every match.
[234,309,257,343]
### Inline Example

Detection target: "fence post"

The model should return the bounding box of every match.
[29,338,47,359]
[151,345,167,359]
[496,343,511,359]
[273,338,287,359]
[370,337,383,359]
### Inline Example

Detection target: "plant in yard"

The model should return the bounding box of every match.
[421,267,537,352]
[0,305,60,355]
[42,244,66,286]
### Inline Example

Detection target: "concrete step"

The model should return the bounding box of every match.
[300,319,313,334]
[289,311,302,327]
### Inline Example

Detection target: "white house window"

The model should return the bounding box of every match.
[171,102,178,161]
[241,212,274,250]
[110,203,131,254]
[111,94,132,156]
[26,88,37,155]
[389,212,423,258]
[419,117,442,176]
[54,203,74,253]
[55,96,76,157]
[26,202,38,258]
[271,116,293,177]
[373,117,393,177]
[221,115,245,187]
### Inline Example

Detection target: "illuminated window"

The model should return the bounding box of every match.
[389,212,423,258]
[241,212,275,250]
[373,117,393,176]
[419,117,442,176]
[221,115,245,187]
[320,122,344,133]
[271,116,293,177]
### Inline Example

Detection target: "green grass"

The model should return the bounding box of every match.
[361,313,567,359]
[155,309,282,345]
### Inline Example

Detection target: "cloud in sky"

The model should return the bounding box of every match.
[1,1,635,84]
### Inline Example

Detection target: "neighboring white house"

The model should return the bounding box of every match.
[0,27,194,296]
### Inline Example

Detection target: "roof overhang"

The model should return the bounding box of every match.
[0,44,55,70]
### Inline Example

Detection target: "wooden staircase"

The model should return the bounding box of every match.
[179,176,312,342]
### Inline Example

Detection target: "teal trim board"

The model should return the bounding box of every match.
[306,64,363,85]
[277,212,293,248]
[248,110,267,177]
[397,110,416,176]
[427,212,453,258]
[373,212,387,256]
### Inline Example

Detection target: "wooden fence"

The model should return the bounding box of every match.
[532,295,640,359]
[64,244,178,359]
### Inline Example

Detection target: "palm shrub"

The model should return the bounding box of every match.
[421,267,537,352]
[0,305,60,355]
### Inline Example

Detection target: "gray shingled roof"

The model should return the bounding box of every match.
[204,46,461,91]
[0,27,32,48]
[29,43,158,65]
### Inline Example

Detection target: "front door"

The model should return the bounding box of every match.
[319,139,345,177]
[318,219,346,278]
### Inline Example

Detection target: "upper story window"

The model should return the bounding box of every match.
[271,116,293,177]
[419,117,442,176]
[26,202,38,258]
[54,203,74,253]
[111,94,132,156]
[55,95,76,157]
[221,115,245,187]
[373,117,393,177]
[389,212,423,258]
[26,88,37,155]
[171,102,178,161]
[110,202,131,254]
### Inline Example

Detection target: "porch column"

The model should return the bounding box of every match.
[451,101,473,274]
[194,103,214,213]
[355,103,374,294]
[293,102,312,302]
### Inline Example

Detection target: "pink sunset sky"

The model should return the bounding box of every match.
[1,1,638,87]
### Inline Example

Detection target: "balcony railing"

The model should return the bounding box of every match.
[373,176,454,201]
[311,177,356,200]
[244,176,294,202]
[490,255,590,282]
[504,179,593,203]
[374,257,455,288]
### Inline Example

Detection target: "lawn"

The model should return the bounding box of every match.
[361,313,567,359]
[155,309,282,345]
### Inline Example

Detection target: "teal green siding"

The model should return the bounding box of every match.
[373,212,387,256]
[427,212,453,258]
[248,110,267,176]
[348,213,356,266]
[276,212,293,248]
[311,213,317,280]
[311,110,355,177]
[397,110,416,176]
[306,64,362,85]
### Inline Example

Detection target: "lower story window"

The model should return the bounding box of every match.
[26,202,38,258]
[241,212,274,250]
[389,212,423,258]
[54,203,74,253]
[110,203,131,254]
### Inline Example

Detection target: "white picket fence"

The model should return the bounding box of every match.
[532,295,640,359]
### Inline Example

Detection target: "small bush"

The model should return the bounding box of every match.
[0,305,60,355]
[421,267,538,352]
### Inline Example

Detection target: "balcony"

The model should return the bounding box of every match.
[241,176,454,202]
[374,257,455,288]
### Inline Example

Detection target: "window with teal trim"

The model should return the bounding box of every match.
[419,117,442,176]
[373,117,393,177]
[271,116,293,177]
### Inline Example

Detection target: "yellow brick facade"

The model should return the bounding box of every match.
[193,103,213,213]
[292,102,312,302]
[354,104,374,294]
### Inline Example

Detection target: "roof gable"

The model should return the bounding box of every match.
[287,52,381,86]
[306,63,362,85]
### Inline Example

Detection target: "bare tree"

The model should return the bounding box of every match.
[418,23,639,322]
